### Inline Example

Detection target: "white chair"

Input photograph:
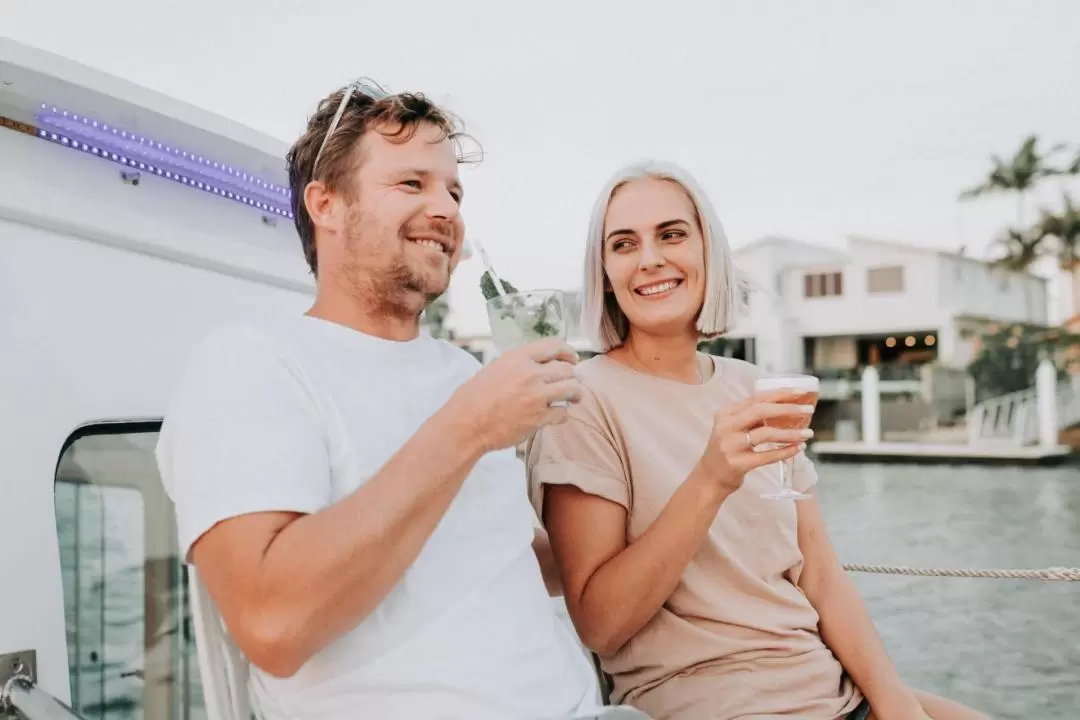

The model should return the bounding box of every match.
[188,568,255,720]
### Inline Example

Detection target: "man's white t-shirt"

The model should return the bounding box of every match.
[155,316,599,720]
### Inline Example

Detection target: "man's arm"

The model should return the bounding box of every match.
[192,406,485,678]
[172,335,581,679]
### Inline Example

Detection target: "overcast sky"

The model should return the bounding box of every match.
[6,0,1080,333]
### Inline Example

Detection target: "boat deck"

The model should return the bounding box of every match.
[810,441,1074,466]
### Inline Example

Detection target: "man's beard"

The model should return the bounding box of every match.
[378,255,446,317]
[337,205,453,321]
[339,242,449,323]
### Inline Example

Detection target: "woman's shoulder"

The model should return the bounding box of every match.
[575,353,616,382]
[711,355,767,386]
[564,354,617,396]
[567,355,618,413]
[543,354,636,441]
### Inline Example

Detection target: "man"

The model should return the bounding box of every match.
[156,80,639,719]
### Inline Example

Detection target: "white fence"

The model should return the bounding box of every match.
[967,371,1080,445]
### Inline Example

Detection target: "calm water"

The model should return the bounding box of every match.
[56,461,1080,719]
[816,460,1080,719]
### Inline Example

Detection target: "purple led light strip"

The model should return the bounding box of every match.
[36,104,294,218]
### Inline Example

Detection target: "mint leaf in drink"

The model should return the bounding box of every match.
[480,270,519,300]
[532,317,558,337]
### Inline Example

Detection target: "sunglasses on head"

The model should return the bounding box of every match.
[312,77,390,174]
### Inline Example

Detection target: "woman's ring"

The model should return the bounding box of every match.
[745,430,754,450]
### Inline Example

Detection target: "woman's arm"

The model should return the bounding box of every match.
[796,499,928,720]
[541,390,812,656]
[545,464,733,655]
[532,526,563,597]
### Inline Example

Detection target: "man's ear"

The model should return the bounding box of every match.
[304,180,337,231]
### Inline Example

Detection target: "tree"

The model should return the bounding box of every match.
[958,135,1069,226]
[421,294,454,340]
[991,226,1043,271]
[1063,146,1080,177]
[959,137,1080,304]
[959,137,1080,394]
[1033,194,1080,270]
[1032,194,1080,318]
[967,323,1079,402]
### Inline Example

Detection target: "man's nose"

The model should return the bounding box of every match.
[426,186,460,220]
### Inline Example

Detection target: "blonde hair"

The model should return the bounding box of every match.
[582,160,738,352]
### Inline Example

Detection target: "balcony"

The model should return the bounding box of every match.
[816,363,923,400]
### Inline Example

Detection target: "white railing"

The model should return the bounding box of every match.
[966,386,1039,445]
[1057,375,1080,434]
[967,373,1080,445]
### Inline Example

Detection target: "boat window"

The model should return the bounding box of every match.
[54,423,206,720]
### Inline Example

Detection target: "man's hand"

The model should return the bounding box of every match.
[450,338,582,452]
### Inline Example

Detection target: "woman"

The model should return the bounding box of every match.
[525,161,987,720]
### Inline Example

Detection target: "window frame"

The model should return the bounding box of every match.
[53,418,204,720]
[54,419,163,477]
[866,265,905,294]
[802,271,844,299]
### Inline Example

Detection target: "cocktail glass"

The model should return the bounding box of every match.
[754,374,819,500]
[485,289,570,406]
[486,289,567,349]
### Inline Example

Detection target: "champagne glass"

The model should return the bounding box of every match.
[485,289,570,406]
[754,374,819,500]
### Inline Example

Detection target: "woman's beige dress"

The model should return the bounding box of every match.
[527,355,863,720]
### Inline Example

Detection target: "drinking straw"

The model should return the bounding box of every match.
[469,236,508,298]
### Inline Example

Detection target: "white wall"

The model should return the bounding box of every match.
[0,127,313,293]
[0,130,313,701]
[937,254,1049,325]
[784,241,944,337]
[730,239,844,371]
[731,238,846,321]
[731,237,1049,371]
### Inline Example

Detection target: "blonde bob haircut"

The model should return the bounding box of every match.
[582,160,738,352]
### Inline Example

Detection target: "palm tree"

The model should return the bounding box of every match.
[1034,194,1080,269]
[992,226,1044,271]
[960,136,1080,311]
[1062,146,1080,176]
[1031,195,1080,316]
[959,134,1067,225]
[988,195,1080,318]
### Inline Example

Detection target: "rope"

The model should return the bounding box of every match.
[842,564,1080,581]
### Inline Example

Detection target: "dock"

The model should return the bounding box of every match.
[810,441,1074,466]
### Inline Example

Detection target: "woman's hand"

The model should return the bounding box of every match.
[697,388,815,493]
